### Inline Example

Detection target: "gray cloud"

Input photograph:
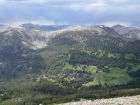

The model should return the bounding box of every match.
[0,0,140,26]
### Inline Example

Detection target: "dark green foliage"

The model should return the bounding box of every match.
[69,50,94,64]
[128,69,140,78]
[32,83,75,95]
[0,34,46,79]
[50,37,78,46]
[0,54,46,80]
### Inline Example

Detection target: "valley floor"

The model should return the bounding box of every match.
[56,95,140,105]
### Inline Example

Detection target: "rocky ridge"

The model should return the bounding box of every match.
[21,23,69,31]
[0,25,121,49]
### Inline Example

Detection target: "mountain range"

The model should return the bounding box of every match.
[111,24,140,39]
[0,24,140,105]
[0,24,140,79]
[21,23,69,31]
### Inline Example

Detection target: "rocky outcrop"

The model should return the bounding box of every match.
[57,95,140,105]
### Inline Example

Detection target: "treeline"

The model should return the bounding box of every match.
[66,49,140,69]
[43,88,140,105]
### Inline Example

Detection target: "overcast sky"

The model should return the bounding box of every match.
[0,0,140,26]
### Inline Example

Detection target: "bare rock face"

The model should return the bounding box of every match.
[0,26,57,49]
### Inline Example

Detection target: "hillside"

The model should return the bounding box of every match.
[0,24,140,105]
[38,25,140,88]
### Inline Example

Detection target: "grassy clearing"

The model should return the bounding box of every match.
[85,66,97,74]
[106,67,132,85]
[125,53,135,59]
[114,53,121,59]
[63,62,74,70]
[108,52,121,59]
[83,66,98,86]
[126,63,140,71]
[108,52,115,58]
[131,64,140,71]
[126,62,135,66]
[83,67,132,87]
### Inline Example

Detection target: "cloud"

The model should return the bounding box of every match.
[9,20,54,26]
[0,0,140,26]
[70,0,105,12]
[69,0,140,12]
[3,0,46,3]
[6,17,55,25]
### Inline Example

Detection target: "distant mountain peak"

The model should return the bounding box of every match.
[21,23,70,31]
[111,24,125,29]
[66,25,82,30]
[99,25,106,28]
